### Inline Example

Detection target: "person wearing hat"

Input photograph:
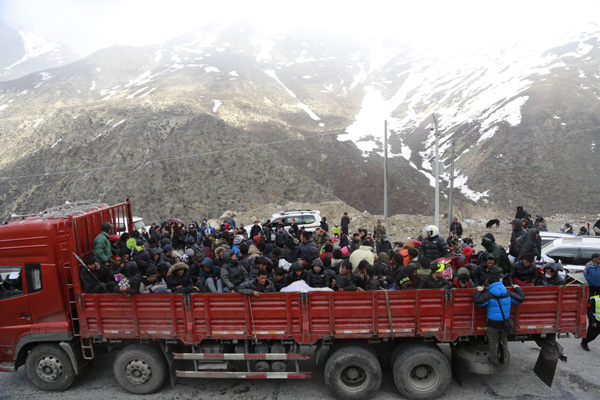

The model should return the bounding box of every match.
[332,223,341,238]
[232,236,244,256]
[373,220,386,243]
[537,263,565,286]
[584,253,600,297]
[306,258,329,288]
[472,253,501,286]
[333,275,357,291]
[376,234,392,256]
[473,267,525,365]
[417,261,451,289]
[93,222,114,267]
[185,236,204,258]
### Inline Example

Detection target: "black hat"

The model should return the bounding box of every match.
[335,276,350,288]
[488,266,503,283]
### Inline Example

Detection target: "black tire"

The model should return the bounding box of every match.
[113,344,167,394]
[391,343,451,400]
[25,344,76,391]
[324,345,382,400]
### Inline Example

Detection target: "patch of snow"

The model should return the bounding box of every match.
[138,88,157,98]
[212,100,222,112]
[6,31,60,69]
[454,174,490,202]
[92,133,103,141]
[0,104,8,112]
[303,75,312,79]
[170,64,184,69]
[126,87,149,99]
[154,50,162,62]
[229,71,239,77]
[477,126,499,144]
[205,66,220,73]
[104,119,114,126]
[90,81,96,91]
[17,90,28,96]
[50,138,62,149]
[73,114,79,119]
[319,123,325,127]
[216,47,226,52]
[553,115,560,119]
[263,69,321,121]
[40,72,52,81]
[112,119,126,128]
[480,96,529,132]
[33,118,43,128]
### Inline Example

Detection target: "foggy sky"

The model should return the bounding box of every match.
[1,0,598,56]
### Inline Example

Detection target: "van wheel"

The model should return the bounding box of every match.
[324,345,382,400]
[26,344,75,391]
[391,343,451,400]
[113,344,167,394]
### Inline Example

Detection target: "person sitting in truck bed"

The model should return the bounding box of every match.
[335,261,364,291]
[472,254,501,286]
[167,262,203,294]
[509,253,538,286]
[417,262,451,289]
[237,270,275,297]
[248,256,273,281]
[197,257,224,293]
[288,261,307,283]
[452,271,475,288]
[393,263,419,290]
[365,265,384,290]
[139,266,170,294]
[333,276,357,291]
[114,261,142,294]
[536,263,565,286]
[220,249,248,293]
[80,256,116,294]
[270,267,289,292]
[306,258,329,288]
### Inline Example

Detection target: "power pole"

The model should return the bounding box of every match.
[384,120,388,220]
[432,114,440,229]
[448,141,455,229]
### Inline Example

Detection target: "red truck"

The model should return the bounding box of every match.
[0,200,588,400]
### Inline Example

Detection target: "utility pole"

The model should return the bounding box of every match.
[448,141,455,229]
[384,120,388,220]
[432,114,440,229]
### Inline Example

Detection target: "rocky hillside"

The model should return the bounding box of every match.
[1,21,599,221]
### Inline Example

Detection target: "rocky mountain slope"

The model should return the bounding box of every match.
[0,21,599,221]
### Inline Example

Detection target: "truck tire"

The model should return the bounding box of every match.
[324,345,382,400]
[391,343,451,400]
[113,344,167,394]
[25,344,76,391]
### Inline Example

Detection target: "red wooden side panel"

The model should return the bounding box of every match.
[189,293,303,343]
[80,294,186,339]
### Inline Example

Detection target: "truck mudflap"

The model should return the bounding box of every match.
[534,333,566,387]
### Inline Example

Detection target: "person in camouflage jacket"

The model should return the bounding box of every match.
[373,220,386,243]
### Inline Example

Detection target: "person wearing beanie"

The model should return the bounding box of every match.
[473,268,525,365]
[333,275,356,291]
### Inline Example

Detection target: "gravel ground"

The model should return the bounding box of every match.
[1,336,599,400]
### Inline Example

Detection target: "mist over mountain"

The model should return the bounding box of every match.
[0,21,599,221]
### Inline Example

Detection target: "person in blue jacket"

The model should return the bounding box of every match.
[584,253,600,297]
[473,266,525,365]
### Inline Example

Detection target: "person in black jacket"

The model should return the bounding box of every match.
[288,262,307,283]
[419,225,451,268]
[417,262,451,289]
[365,265,384,291]
[238,270,275,297]
[449,218,463,238]
[514,229,542,262]
[394,263,419,290]
[509,254,538,286]
[167,262,202,294]
[472,255,501,286]
[509,219,527,257]
[249,221,262,239]
[115,261,142,294]
[306,259,329,288]
[320,217,329,233]
[536,263,565,286]
[340,212,350,235]
[271,268,289,292]
[80,256,116,294]
[275,226,287,248]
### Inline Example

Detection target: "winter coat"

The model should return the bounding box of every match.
[365,277,383,291]
[395,264,419,290]
[537,263,565,286]
[509,219,526,257]
[472,264,498,287]
[80,264,110,293]
[509,260,538,285]
[419,235,450,265]
[220,251,248,289]
[295,239,318,260]
[349,245,375,269]
[282,244,297,263]
[139,275,168,294]
[198,259,221,285]
[275,230,287,247]
[348,239,361,254]
[376,240,392,256]
[288,262,307,283]
[514,229,542,262]
[118,261,142,294]
[339,233,349,249]
[340,216,350,230]
[270,275,289,292]
[449,222,463,237]
[93,231,112,264]
[473,282,525,325]
[166,263,195,293]
[481,236,511,273]
[584,261,600,287]
[417,273,451,289]
[306,267,329,288]
[237,278,276,296]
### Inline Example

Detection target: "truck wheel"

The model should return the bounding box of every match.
[391,343,451,400]
[113,344,167,394]
[25,344,76,391]
[324,345,382,400]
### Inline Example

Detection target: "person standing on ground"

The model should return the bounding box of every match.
[373,220,386,243]
[340,212,350,235]
[581,294,600,351]
[584,253,600,297]
[449,217,463,238]
[473,269,525,365]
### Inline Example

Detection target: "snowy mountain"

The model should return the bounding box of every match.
[0,22,80,82]
[0,21,599,220]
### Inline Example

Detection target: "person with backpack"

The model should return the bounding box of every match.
[473,269,525,365]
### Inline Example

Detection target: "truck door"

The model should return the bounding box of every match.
[0,266,31,363]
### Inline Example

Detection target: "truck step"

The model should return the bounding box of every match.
[173,353,310,361]
[176,371,311,379]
